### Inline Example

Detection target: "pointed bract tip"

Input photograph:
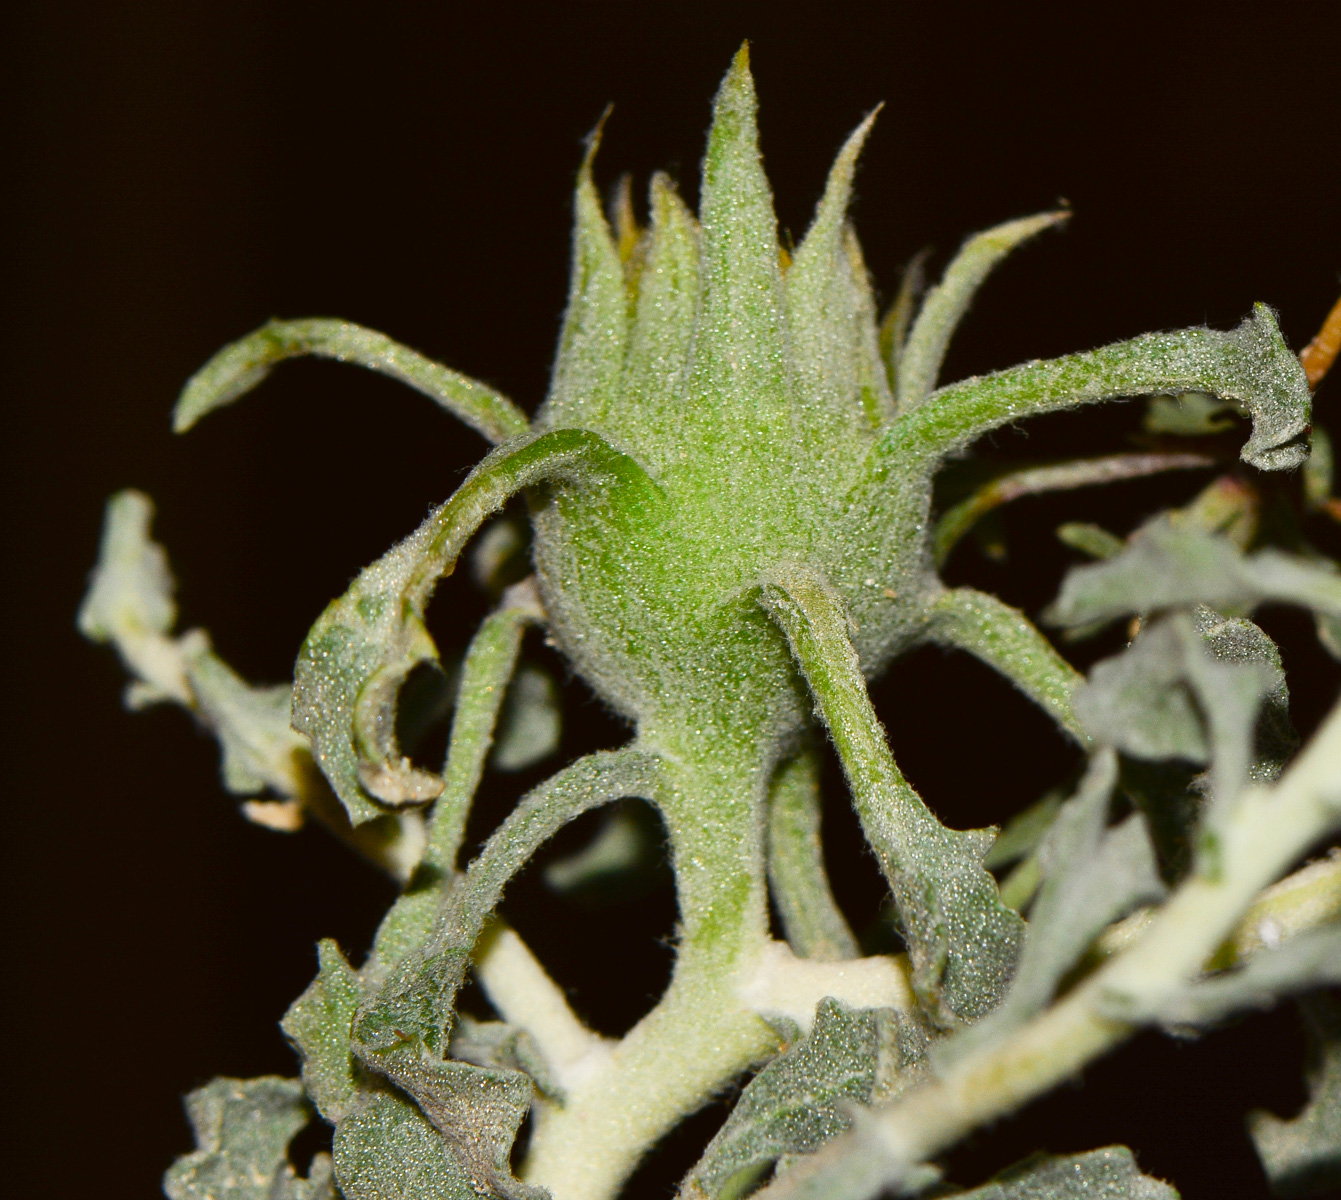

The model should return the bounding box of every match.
[733,40,750,71]
[580,104,615,178]
[716,42,757,110]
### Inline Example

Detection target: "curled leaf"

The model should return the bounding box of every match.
[292,429,662,825]
[175,317,528,444]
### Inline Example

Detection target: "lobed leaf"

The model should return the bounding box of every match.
[292,429,663,825]
[762,565,1024,1024]
[943,752,1164,1062]
[282,939,363,1124]
[896,212,1068,412]
[1046,519,1341,636]
[175,317,528,444]
[164,1076,332,1200]
[957,1146,1177,1199]
[1249,993,1341,1197]
[333,1087,479,1200]
[679,999,924,1200]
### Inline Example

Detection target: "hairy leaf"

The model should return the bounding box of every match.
[292,429,662,824]
[333,1087,479,1200]
[878,248,929,395]
[282,939,363,1124]
[680,999,924,1200]
[1249,993,1341,1197]
[175,317,528,444]
[164,1076,328,1200]
[959,1146,1177,1199]
[897,212,1068,412]
[945,752,1164,1061]
[762,565,1024,1024]
[984,790,1064,871]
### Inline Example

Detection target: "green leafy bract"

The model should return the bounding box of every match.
[174,317,529,445]
[164,1077,333,1200]
[762,565,1024,1024]
[292,429,663,824]
[334,1088,479,1200]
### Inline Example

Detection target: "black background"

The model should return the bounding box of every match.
[8,3,1341,1198]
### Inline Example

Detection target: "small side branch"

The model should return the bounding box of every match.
[422,579,546,873]
[766,744,860,961]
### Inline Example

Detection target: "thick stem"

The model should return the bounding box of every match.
[522,748,777,1200]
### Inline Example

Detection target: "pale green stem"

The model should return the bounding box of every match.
[766,743,860,961]
[921,587,1087,744]
[174,316,530,443]
[421,580,545,874]
[758,695,1341,1200]
[932,452,1214,568]
[522,748,778,1200]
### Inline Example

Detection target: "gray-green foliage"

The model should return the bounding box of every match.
[84,44,1341,1200]
[164,1077,334,1200]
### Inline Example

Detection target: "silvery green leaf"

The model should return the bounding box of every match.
[448,1015,563,1101]
[356,1047,542,1200]
[174,317,528,445]
[492,664,561,772]
[292,429,662,824]
[897,211,1069,411]
[1073,611,1285,807]
[1147,929,1341,1028]
[1249,993,1341,1197]
[1144,391,1238,436]
[183,650,306,796]
[1045,519,1341,633]
[163,1076,322,1200]
[958,1146,1178,1199]
[78,490,195,707]
[282,939,363,1124]
[333,1087,479,1200]
[679,999,925,1200]
[943,752,1164,1063]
